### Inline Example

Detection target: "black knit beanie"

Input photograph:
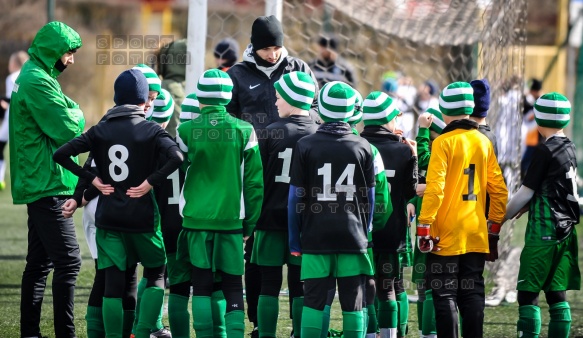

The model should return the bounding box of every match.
[251,15,284,51]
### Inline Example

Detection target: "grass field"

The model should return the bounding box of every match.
[1,156,583,337]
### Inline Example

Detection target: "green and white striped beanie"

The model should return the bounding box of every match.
[426,107,446,134]
[149,88,174,123]
[348,90,364,125]
[362,91,400,126]
[534,92,571,128]
[318,81,356,123]
[132,63,161,94]
[195,69,233,106]
[274,71,316,111]
[180,92,201,122]
[439,81,475,116]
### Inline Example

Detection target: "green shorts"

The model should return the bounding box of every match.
[177,230,245,276]
[96,228,166,271]
[301,253,373,280]
[517,232,581,292]
[374,252,406,279]
[251,229,301,266]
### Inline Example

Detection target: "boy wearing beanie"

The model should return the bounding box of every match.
[176,69,263,338]
[288,81,374,338]
[252,71,319,338]
[469,78,497,154]
[214,38,240,71]
[53,69,184,338]
[360,91,418,338]
[417,82,507,338]
[504,93,580,338]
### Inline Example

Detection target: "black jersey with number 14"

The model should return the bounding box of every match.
[289,128,376,254]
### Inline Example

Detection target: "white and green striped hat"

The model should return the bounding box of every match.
[180,92,201,122]
[426,107,446,134]
[274,71,316,111]
[534,92,571,128]
[362,91,400,126]
[318,81,356,123]
[196,69,233,106]
[149,88,174,123]
[132,63,161,94]
[439,82,475,116]
[348,90,363,125]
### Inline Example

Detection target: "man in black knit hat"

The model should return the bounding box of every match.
[226,15,320,131]
[225,15,319,338]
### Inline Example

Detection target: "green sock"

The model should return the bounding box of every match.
[548,301,571,338]
[123,310,135,338]
[136,287,165,338]
[302,306,324,338]
[211,290,227,338]
[132,277,148,333]
[396,292,409,336]
[86,305,105,338]
[517,305,541,338]
[377,300,398,330]
[168,294,190,338]
[102,298,123,338]
[421,290,436,335]
[192,296,213,338]
[366,304,378,334]
[258,295,279,337]
[155,292,164,330]
[362,307,368,337]
[416,301,423,332]
[321,304,331,338]
[225,310,246,338]
[292,297,304,338]
[342,311,364,338]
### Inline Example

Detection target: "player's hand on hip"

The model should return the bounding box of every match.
[127,179,153,198]
[416,183,426,197]
[92,177,114,195]
[61,199,78,218]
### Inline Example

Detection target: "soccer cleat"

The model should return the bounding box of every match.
[290,329,294,338]
[150,327,172,338]
[249,327,259,338]
[485,287,506,307]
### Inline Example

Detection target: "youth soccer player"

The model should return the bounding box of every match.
[252,71,318,338]
[53,69,184,338]
[504,92,580,338]
[176,69,263,338]
[288,81,375,338]
[360,91,418,338]
[417,82,507,338]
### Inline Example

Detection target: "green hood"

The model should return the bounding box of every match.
[28,21,82,78]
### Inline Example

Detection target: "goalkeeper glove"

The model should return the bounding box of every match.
[416,223,440,253]
[486,221,501,262]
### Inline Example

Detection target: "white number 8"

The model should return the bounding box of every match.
[108,144,129,182]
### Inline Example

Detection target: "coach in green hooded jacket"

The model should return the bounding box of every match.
[9,21,84,338]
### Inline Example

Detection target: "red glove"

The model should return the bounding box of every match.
[486,221,501,262]
[416,223,440,253]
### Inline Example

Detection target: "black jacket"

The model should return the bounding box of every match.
[53,105,183,233]
[226,45,320,132]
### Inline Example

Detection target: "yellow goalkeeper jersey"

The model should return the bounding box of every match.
[418,122,507,256]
